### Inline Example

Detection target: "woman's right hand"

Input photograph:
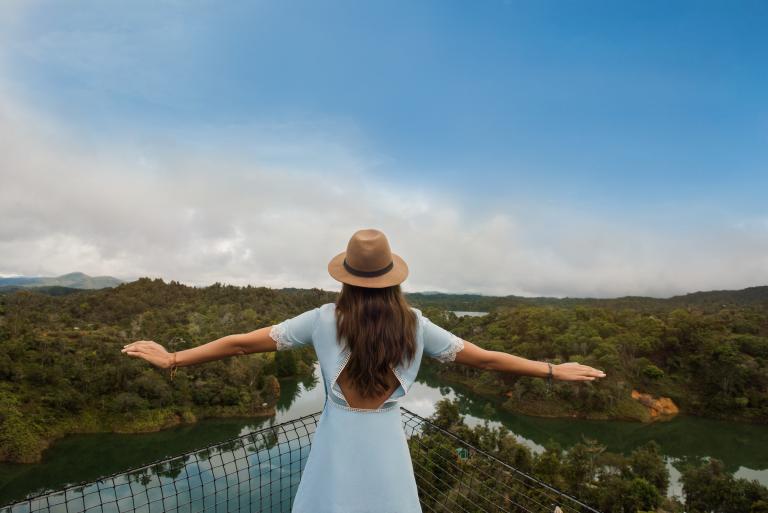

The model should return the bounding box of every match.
[553,362,606,381]
[122,340,174,369]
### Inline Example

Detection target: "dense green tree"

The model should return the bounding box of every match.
[681,458,768,513]
[0,279,334,463]
[413,399,678,513]
[424,299,768,423]
[274,349,298,377]
[629,440,669,495]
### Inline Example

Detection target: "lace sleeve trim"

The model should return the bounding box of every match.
[269,322,291,351]
[433,334,465,363]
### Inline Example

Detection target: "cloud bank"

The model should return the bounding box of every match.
[1,82,766,299]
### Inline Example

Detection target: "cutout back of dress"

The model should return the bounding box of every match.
[328,346,409,412]
[336,367,401,410]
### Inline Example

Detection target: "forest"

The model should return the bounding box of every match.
[0,278,332,464]
[423,291,768,424]
[0,278,766,470]
[415,398,768,513]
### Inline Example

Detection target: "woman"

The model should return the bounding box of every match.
[121,228,606,513]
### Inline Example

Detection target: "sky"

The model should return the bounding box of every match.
[1,0,767,298]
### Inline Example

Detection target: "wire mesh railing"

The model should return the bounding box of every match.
[1,408,601,513]
[401,409,600,513]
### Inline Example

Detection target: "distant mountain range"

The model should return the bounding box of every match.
[1,272,766,311]
[406,286,768,312]
[0,272,123,290]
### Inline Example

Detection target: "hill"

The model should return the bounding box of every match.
[0,272,123,290]
[405,286,768,312]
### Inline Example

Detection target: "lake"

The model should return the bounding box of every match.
[1,363,767,506]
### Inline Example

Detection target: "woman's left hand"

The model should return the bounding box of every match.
[553,362,606,381]
[121,340,173,369]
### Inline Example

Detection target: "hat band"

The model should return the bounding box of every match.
[343,258,394,278]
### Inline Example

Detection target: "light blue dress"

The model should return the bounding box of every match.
[269,302,465,513]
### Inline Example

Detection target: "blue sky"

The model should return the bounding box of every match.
[1,0,766,297]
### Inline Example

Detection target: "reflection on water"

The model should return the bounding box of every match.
[416,368,768,473]
[2,362,767,505]
[412,367,768,500]
[1,412,316,513]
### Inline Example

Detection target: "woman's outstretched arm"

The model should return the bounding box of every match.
[453,340,606,381]
[121,326,279,369]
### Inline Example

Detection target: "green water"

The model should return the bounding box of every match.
[1,364,766,505]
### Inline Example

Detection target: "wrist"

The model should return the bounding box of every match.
[166,352,177,370]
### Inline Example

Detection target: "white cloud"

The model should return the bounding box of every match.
[0,5,766,298]
[1,86,767,299]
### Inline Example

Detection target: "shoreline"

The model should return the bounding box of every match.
[3,403,277,466]
[433,369,767,425]
[2,371,286,466]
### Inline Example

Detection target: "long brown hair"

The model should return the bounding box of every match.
[335,283,417,398]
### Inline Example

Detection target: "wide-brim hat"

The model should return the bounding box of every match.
[328,228,408,288]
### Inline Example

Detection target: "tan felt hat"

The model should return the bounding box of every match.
[328,229,409,288]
